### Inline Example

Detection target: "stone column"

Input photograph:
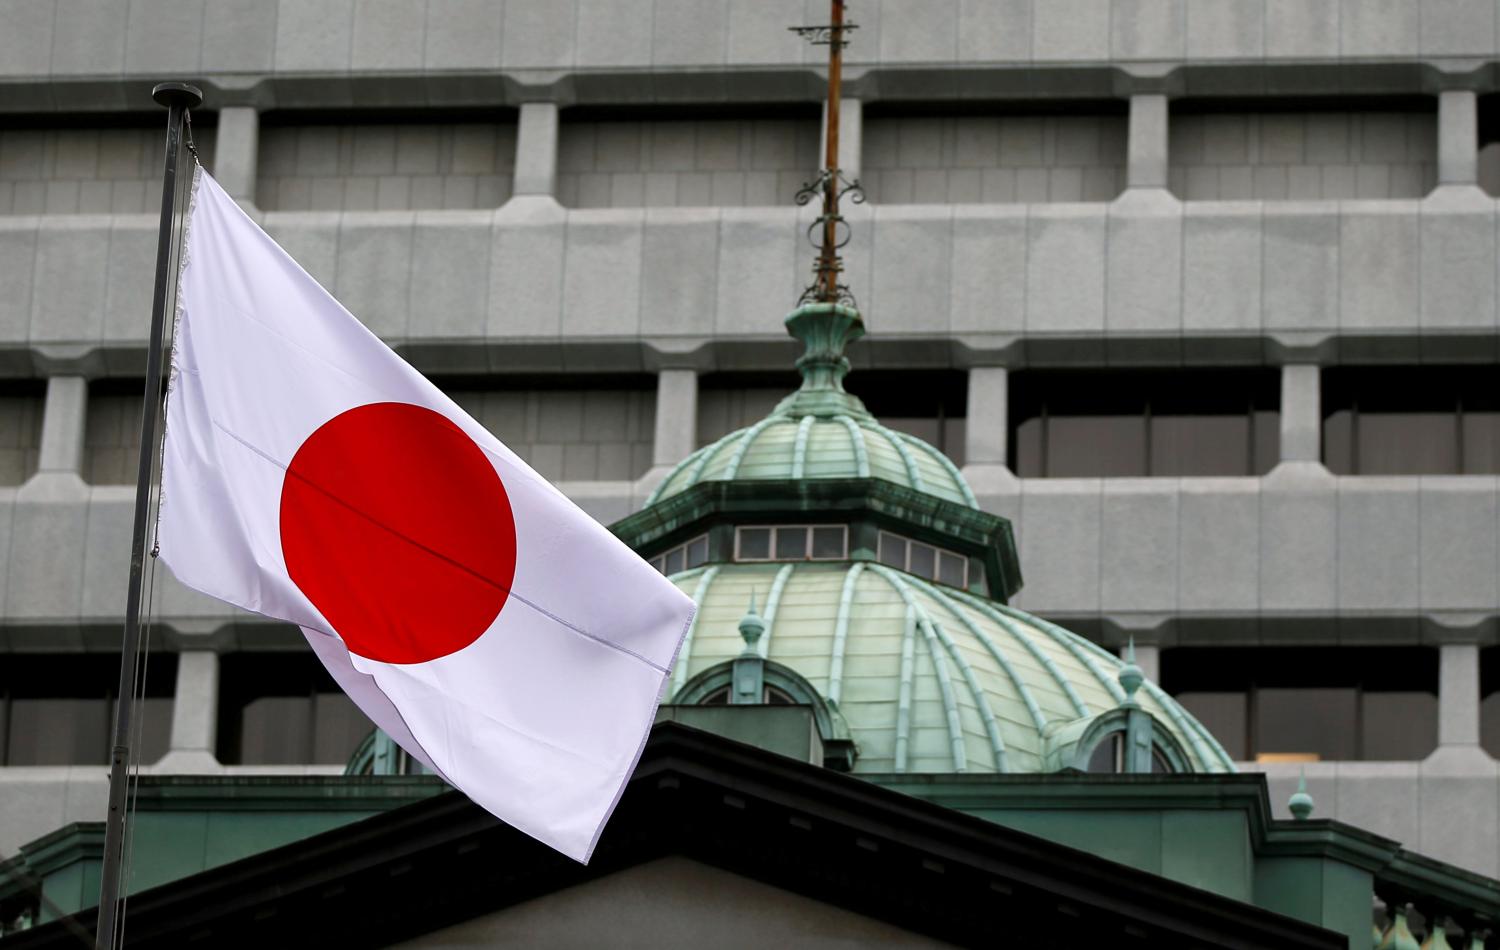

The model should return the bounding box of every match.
[36,376,87,476]
[652,369,698,469]
[1438,641,1481,748]
[1438,90,1478,186]
[1126,94,1169,190]
[160,650,220,770]
[513,102,560,198]
[964,366,1008,469]
[213,106,260,204]
[822,97,862,180]
[1279,363,1321,463]
[1129,643,1161,683]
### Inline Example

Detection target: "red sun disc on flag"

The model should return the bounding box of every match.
[279,402,517,665]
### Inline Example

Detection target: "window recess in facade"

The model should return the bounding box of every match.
[1323,365,1500,475]
[1009,368,1279,478]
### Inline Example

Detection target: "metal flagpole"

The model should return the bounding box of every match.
[95,80,203,950]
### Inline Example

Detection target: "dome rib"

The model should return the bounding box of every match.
[898,431,979,508]
[1141,677,1235,770]
[952,590,1090,718]
[885,427,926,493]
[1061,634,1236,768]
[894,603,918,772]
[758,563,796,658]
[872,568,967,772]
[1000,606,1127,705]
[664,565,1233,775]
[925,584,1049,736]
[827,562,866,705]
[1024,609,1236,772]
[790,415,815,479]
[723,414,782,480]
[648,431,733,505]
[671,565,721,694]
[922,617,968,772]
[833,414,871,477]
[873,565,1005,773]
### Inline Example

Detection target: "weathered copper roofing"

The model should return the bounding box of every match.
[648,303,975,508]
[665,560,1236,775]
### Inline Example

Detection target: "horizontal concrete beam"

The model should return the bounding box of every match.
[5,0,1498,99]
[0,470,1496,634]
[4,194,1500,366]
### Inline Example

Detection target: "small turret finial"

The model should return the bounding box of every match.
[1117,637,1144,704]
[1288,770,1315,820]
[738,591,766,656]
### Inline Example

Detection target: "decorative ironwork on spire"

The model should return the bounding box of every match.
[791,0,864,308]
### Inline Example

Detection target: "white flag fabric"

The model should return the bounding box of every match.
[157,169,695,863]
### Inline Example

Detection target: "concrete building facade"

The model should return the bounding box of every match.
[4,0,1500,884]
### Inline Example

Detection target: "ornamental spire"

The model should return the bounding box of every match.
[779,1,869,419]
[791,0,864,308]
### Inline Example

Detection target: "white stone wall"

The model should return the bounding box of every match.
[1168,111,1437,200]
[0,391,42,485]
[556,118,820,208]
[449,387,655,481]
[862,115,1127,203]
[0,126,216,215]
[256,122,516,211]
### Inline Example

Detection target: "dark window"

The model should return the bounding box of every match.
[439,373,658,482]
[876,531,970,588]
[1010,369,1280,477]
[1162,646,1438,762]
[0,653,175,766]
[1481,648,1500,758]
[0,380,44,486]
[696,371,968,465]
[698,684,796,705]
[1086,734,1123,773]
[1323,366,1500,475]
[218,653,371,765]
[735,525,848,563]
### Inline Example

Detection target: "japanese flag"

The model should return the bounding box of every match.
[157,169,695,863]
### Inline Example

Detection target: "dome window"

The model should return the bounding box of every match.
[649,533,709,575]
[877,531,968,588]
[735,525,848,562]
[1084,734,1179,774]
[697,684,798,705]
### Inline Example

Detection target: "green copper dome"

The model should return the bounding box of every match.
[613,300,1236,777]
[665,561,1235,775]
[648,304,976,509]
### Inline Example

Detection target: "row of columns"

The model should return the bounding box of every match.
[201,99,859,209]
[959,363,1327,472]
[191,86,1485,217]
[24,354,1487,766]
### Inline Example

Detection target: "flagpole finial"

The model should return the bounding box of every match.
[152,81,204,110]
